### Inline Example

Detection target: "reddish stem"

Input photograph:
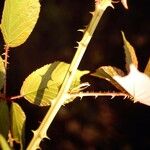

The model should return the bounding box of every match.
[3,45,9,96]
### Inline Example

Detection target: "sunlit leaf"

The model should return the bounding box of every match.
[144,58,150,77]
[20,61,89,106]
[11,102,26,149]
[92,66,128,94]
[1,0,40,47]
[93,32,150,106]
[113,65,150,105]
[0,57,5,90]
[0,101,9,139]
[0,134,11,150]
[121,31,138,72]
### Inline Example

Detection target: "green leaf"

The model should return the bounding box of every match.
[121,31,138,72]
[1,0,40,47]
[0,101,9,139]
[11,103,26,149]
[0,57,5,90]
[144,58,150,77]
[92,66,128,93]
[0,134,11,150]
[21,61,89,106]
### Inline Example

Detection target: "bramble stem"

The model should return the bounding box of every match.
[27,1,113,149]
[70,91,129,99]
[3,45,9,96]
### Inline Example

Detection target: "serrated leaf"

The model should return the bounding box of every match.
[121,31,138,72]
[1,0,40,47]
[11,103,26,149]
[0,134,11,150]
[144,58,150,77]
[20,61,89,106]
[92,66,129,94]
[0,101,9,139]
[0,57,5,90]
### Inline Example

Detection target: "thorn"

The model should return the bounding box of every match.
[89,11,94,16]
[121,0,128,9]
[111,95,115,99]
[77,29,85,33]
[44,135,50,140]
[79,95,83,100]
[95,95,98,99]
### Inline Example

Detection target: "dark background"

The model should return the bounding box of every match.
[0,0,150,149]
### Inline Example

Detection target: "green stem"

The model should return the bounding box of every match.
[27,1,113,149]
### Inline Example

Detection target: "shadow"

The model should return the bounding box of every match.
[34,61,60,105]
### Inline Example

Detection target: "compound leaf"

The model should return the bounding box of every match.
[21,61,89,106]
[1,0,40,47]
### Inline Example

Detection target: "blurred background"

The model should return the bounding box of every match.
[0,0,150,149]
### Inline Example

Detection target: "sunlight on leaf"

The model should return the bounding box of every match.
[144,58,150,77]
[1,0,40,47]
[93,32,150,106]
[0,134,11,150]
[121,31,138,72]
[0,57,5,90]
[114,64,150,105]
[11,103,26,149]
[21,61,89,106]
[92,66,129,94]
[0,101,9,139]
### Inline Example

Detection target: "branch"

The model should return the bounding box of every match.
[27,1,113,149]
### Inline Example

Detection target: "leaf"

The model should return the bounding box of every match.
[11,102,26,149]
[0,101,10,139]
[20,61,89,106]
[0,57,5,90]
[121,31,138,72]
[144,58,150,77]
[92,66,129,94]
[1,0,40,47]
[93,32,150,106]
[113,65,150,105]
[0,134,11,150]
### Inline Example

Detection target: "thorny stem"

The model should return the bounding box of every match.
[70,91,130,99]
[3,45,9,96]
[27,1,113,149]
